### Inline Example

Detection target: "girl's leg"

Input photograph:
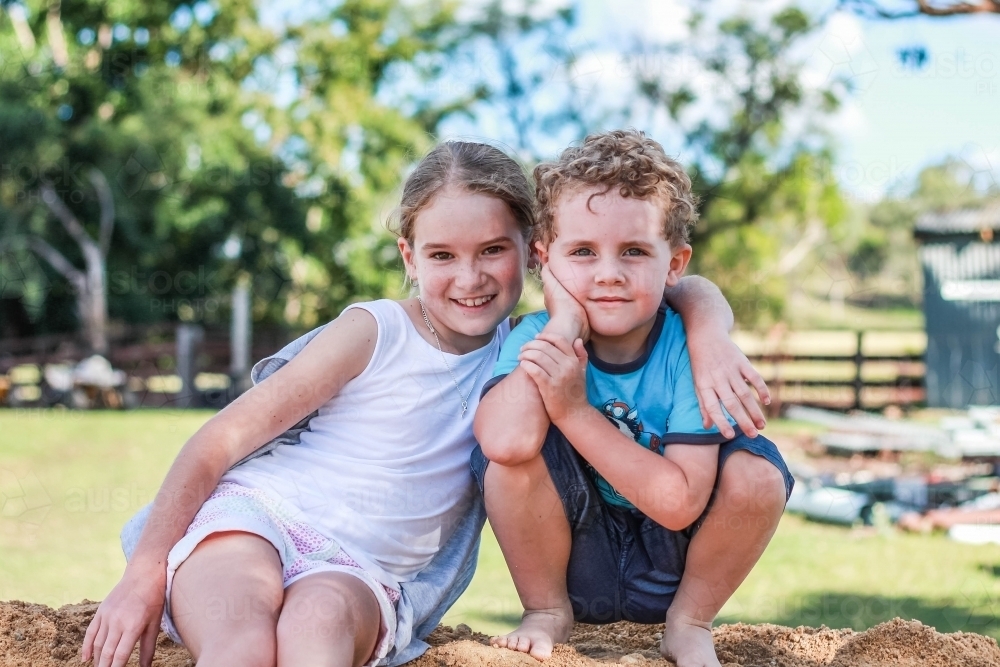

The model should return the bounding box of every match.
[660,450,787,667]
[276,571,382,667]
[170,531,285,667]
[483,454,575,660]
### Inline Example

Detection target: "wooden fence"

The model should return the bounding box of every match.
[1,328,926,412]
[743,330,926,415]
[0,324,294,408]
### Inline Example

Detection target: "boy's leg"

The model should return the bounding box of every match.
[661,449,788,667]
[276,571,382,667]
[170,531,285,667]
[481,452,575,660]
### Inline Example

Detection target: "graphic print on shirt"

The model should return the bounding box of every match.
[589,399,665,503]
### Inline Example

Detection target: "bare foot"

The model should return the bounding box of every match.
[661,613,719,667]
[490,604,574,660]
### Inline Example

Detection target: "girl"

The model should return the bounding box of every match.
[82,141,769,667]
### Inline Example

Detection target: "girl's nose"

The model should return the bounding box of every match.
[454,260,487,290]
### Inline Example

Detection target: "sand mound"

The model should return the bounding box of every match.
[2,601,998,666]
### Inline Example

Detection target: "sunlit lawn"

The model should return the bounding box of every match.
[2,410,999,640]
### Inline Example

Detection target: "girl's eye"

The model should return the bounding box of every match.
[483,245,505,255]
[570,248,595,256]
[430,252,453,260]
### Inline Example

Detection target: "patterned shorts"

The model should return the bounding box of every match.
[163,483,399,666]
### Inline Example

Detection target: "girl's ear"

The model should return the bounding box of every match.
[527,246,541,271]
[398,237,417,282]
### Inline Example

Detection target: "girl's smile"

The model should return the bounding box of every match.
[399,185,529,355]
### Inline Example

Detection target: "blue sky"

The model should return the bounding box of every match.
[260,0,999,201]
[566,2,1000,201]
[829,15,999,200]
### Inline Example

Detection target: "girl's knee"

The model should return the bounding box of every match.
[196,625,278,667]
[277,574,381,660]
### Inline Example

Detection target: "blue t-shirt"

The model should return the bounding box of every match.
[485,302,735,508]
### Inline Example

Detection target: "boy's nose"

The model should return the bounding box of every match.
[593,260,626,285]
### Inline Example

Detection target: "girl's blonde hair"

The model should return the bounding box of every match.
[390,142,535,245]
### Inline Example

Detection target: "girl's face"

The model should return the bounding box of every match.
[398,185,528,352]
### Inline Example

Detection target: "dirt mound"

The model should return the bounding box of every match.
[2,601,998,666]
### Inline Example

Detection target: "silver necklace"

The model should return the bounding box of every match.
[417,296,497,417]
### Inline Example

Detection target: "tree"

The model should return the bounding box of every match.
[0,0,460,348]
[633,8,847,317]
[398,2,849,325]
[838,0,1000,19]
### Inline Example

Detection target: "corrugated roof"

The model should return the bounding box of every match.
[915,201,1000,235]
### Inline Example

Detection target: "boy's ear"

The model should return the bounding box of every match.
[665,243,692,288]
[533,241,550,265]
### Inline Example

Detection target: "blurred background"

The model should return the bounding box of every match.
[2,0,1000,642]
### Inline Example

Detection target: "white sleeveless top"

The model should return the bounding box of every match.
[221,299,509,589]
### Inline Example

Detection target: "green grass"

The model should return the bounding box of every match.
[3,411,1000,640]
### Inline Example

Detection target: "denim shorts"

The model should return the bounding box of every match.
[470,428,794,625]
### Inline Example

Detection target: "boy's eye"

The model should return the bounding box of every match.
[570,248,595,256]
[430,252,453,260]
[483,245,505,255]
[624,248,647,256]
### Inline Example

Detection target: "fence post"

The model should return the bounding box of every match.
[853,330,864,410]
[230,275,252,397]
[176,323,204,408]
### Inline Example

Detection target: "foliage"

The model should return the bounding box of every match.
[630,8,848,326]
[0,0,455,340]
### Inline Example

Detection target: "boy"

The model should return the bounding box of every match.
[472,130,793,667]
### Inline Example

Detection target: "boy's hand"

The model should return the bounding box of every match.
[687,332,770,439]
[518,332,591,424]
[540,264,590,343]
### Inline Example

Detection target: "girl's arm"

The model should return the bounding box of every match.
[664,276,770,439]
[82,308,379,667]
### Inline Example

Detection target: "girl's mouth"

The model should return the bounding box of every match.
[453,295,496,308]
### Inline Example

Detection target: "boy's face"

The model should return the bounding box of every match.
[537,186,691,339]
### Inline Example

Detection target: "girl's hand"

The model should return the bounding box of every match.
[518,333,591,424]
[540,264,590,343]
[81,563,165,667]
[687,332,770,439]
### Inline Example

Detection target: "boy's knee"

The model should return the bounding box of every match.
[717,451,787,515]
[483,454,550,495]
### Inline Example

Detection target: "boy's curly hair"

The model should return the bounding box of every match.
[533,129,699,248]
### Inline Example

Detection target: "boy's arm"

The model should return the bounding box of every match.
[518,333,718,529]
[475,365,550,466]
[664,275,770,439]
[475,265,590,466]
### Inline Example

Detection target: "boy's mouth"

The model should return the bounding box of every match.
[453,294,496,308]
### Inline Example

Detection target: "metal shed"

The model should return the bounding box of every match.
[915,202,1000,408]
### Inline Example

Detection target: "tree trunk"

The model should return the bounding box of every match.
[30,171,114,355]
[82,245,108,354]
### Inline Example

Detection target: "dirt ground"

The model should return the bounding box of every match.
[2,601,999,667]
